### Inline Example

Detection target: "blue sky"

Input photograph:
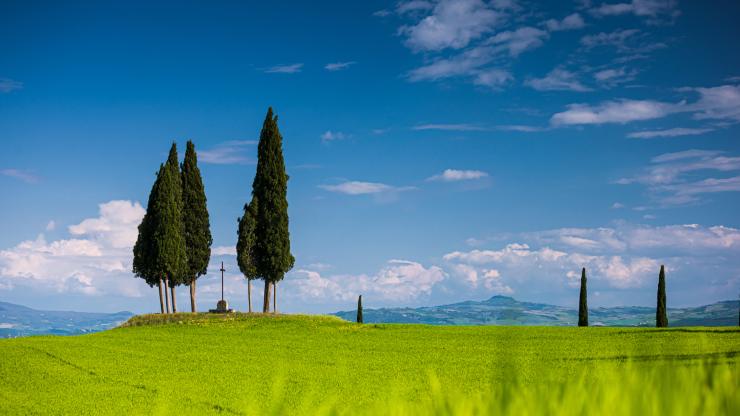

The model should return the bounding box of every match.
[1,0,740,313]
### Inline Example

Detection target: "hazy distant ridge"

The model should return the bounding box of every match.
[333,296,739,327]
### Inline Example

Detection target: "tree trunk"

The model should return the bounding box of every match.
[262,280,271,313]
[158,278,165,314]
[247,279,252,313]
[190,280,196,313]
[273,282,277,314]
[164,276,171,314]
[171,283,177,313]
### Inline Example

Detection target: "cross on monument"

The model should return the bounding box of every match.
[209,261,233,313]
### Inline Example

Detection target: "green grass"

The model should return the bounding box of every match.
[0,313,738,415]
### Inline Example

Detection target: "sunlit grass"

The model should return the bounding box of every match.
[1,314,738,415]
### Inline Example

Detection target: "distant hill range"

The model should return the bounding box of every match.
[333,296,739,327]
[0,301,133,338]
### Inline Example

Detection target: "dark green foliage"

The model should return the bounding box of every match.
[132,165,164,288]
[237,197,259,280]
[578,268,588,327]
[357,295,363,324]
[656,265,668,327]
[252,108,294,310]
[181,141,212,284]
[152,143,188,287]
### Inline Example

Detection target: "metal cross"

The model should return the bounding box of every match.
[220,261,226,301]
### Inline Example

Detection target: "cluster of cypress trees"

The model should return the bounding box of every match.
[577,265,669,327]
[237,108,294,313]
[133,141,212,313]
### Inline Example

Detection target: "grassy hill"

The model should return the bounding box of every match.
[0,314,738,415]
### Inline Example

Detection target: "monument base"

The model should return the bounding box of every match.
[209,299,234,314]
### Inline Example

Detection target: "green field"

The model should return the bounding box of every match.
[1,314,738,415]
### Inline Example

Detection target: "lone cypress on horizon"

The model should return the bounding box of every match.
[251,108,294,313]
[656,265,668,327]
[578,268,588,327]
[357,295,363,324]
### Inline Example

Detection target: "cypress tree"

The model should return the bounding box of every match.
[152,143,188,313]
[252,108,294,313]
[133,165,165,313]
[181,140,212,313]
[357,295,363,324]
[578,267,588,327]
[656,265,668,327]
[237,197,259,313]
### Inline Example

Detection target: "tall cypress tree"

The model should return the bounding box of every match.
[578,267,588,327]
[133,165,165,313]
[252,108,294,313]
[656,265,668,327]
[357,295,363,324]
[152,143,188,313]
[237,197,259,313]
[181,140,212,313]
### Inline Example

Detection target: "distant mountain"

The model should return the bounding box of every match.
[0,301,133,338]
[333,296,739,327]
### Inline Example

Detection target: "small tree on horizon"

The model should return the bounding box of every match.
[252,107,294,313]
[656,265,668,327]
[357,295,363,324]
[181,140,212,313]
[237,197,259,313]
[578,267,588,327]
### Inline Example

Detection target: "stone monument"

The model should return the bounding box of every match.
[209,261,234,313]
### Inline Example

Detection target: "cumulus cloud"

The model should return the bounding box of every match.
[427,169,489,182]
[525,68,592,92]
[290,260,446,302]
[399,0,503,52]
[590,0,679,22]
[212,246,236,256]
[488,26,549,56]
[0,200,146,297]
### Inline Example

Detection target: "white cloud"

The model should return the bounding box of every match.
[544,13,586,31]
[686,84,740,122]
[413,123,486,131]
[212,246,236,256]
[627,127,714,139]
[0,200,147,297]
[0,78,23,93]
[399,0,503,52]
[473,68,513,88]
[593,66,638,86]
[319,181,414,195]
[264,63,303,74]
[199,140,256,165]
[427,169,489,182]
[291,260,446,302]
[320,131,349,142]
[407,45,496,82]
[496,124,548,132]
[551,99,676,125]
[68,200,146,249]
[397,1,434,15]
[46,221,56,231]
[488,26,549,56]
[525,68,592,92]
[590,0,679,21]
[325,61,356,71]
[580,29,640,50]
[1,169,39,184]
